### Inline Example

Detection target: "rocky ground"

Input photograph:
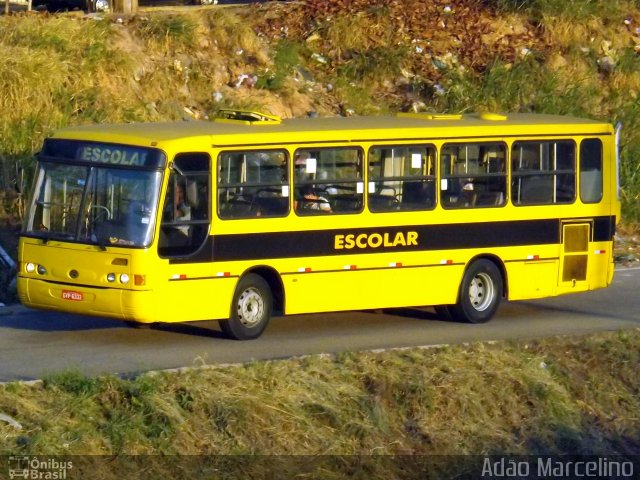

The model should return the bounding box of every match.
[614,223,640,266]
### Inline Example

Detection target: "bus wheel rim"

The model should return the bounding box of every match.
[237,287,264,328]
[468,272,494,312]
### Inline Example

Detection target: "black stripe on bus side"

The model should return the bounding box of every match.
[167,215,615,264]
[210,219,559,262]
[593,215,617,242]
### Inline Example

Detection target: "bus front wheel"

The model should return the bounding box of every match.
[220,273,273,340]
[448,259,503,324]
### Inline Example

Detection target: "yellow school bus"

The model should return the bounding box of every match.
[18,111,621,339]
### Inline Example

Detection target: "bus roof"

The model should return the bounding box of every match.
[50,113,613,149]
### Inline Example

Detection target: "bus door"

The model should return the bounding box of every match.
[158,153,211,258]
[558,221,591,293]
[156,152,215,321]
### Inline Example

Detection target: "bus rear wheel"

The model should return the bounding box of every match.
[220,273,273,340]
[448,259,503,324]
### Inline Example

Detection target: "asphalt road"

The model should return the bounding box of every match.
[1,267,639,382]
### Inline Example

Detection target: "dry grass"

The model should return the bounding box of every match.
[1,330,639,476]
[201,8,269,64]
[323,12,391,58]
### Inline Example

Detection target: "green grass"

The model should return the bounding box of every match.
[256,39,304,91]
[135,14,198,50]
[0,330,639,474]
[435,53,606,117]
[43,370,102,397]
[337,45,409,83]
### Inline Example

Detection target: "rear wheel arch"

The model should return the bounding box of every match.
[467,254,508,299]
[448,255,506,324]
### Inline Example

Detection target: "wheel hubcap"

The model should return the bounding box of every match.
[237,287,264,328]
[468,272,494,312]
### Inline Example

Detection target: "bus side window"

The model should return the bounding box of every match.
[440,143,506,209]
[512,141,575,205]
[294,147,363,215]
[367,145,436,212]
[580,138,603,204]
[218,150,289,219]
[158,153,211,258]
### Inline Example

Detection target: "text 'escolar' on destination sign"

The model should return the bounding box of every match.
[40,139,167,169]
[78,145,148,166]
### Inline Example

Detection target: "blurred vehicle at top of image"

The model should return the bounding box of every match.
[135,0,274,7]
[32,0,110,12]
[30,0,266,12]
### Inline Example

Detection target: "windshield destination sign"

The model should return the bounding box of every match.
[79,145,148,166]
[41,139,166,169]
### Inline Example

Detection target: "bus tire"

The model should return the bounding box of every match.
[448,259,503,324]
[220,273,272,340]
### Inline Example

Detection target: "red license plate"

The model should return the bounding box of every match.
[62,290,84,301]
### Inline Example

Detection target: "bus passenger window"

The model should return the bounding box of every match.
[512,141,575,205]
[218,150,289,219]
[440,143,506,209]
[580,138,603,204]
[158,153,211,258]
[294,147,363,215]
[368,145,436,212]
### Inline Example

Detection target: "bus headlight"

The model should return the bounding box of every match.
[107,273,116,283]
[37,265,47,275]
[25,263,36,273]
[120,274,130,284]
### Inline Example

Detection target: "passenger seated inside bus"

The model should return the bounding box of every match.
[296,185,332,213]
[160,182,192,248]
[441,177,475,208]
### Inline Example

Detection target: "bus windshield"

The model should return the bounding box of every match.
[24,162,162,248]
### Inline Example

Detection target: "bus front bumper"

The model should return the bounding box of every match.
[17,276,158,323]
